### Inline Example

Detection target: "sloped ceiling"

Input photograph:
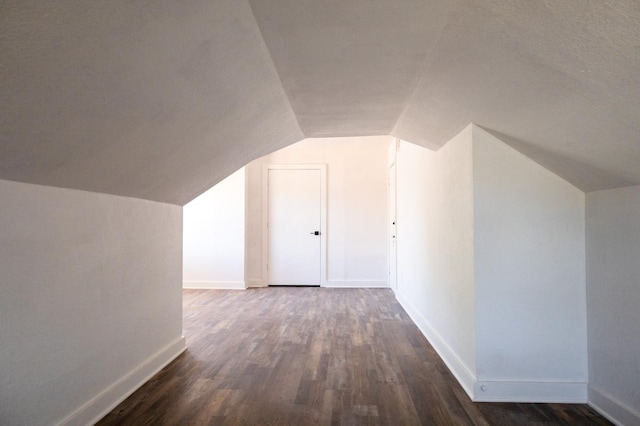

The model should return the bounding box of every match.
[393,1,640,191]
[248,0,454,137]
[0,0,303,204]
[1,0,639,204]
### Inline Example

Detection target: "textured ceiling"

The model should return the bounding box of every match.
[248,0,455,137]
[1,1,639,204]
[393,0,640,191]
[0,0,303,204]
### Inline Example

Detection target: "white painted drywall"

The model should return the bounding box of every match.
[183,168,245,289]
[473,126,587,402]
[394,127,477,396]
[0,179,184,426]
[394,125,589,403]
[245,136,390,287]
[586,185,640,425]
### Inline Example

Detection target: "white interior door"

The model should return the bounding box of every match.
[388,162,398,291]
[268,168,322,285]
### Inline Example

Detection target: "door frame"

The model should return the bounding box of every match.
[262,164,327,287]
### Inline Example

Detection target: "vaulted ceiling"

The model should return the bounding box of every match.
[1,1,639,205]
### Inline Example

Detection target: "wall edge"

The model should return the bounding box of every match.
[588,385,640,426]
[56,337,187,426]
[396,289,476,400]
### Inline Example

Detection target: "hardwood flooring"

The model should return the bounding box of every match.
[98,288,610,425]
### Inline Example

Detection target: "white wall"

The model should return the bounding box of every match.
[395,127,477,396]
[245,136,390,287]
[183,168,245,289]
[586,185,640,426]
[0,179,185,426]
[473,126,587,402]
[394,125,588,403]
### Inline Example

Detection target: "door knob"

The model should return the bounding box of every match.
[310,231,321,235]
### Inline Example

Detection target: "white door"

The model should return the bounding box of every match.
[388,162,398,291]
[268,168,322,285]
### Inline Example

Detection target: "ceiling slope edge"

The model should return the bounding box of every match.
[477,127,640,193]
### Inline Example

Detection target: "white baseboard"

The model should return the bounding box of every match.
[246,279,266,288]
[183,281,246,290]
[473,380,587,403]
[395,290,476,399]
[56,336,186,426]
[324,280,388,288]
[396,290,589,404]
[589,385,640,426]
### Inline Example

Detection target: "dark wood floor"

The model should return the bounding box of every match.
[98,288,610,425]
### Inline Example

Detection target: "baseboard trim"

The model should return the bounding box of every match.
[183,281,246,290]
[324,280,388,288]
[246,279,266,288]
[395,290,476,399]
[589,385,640,426]
[56,336,186,426]
[473,380,587,403]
